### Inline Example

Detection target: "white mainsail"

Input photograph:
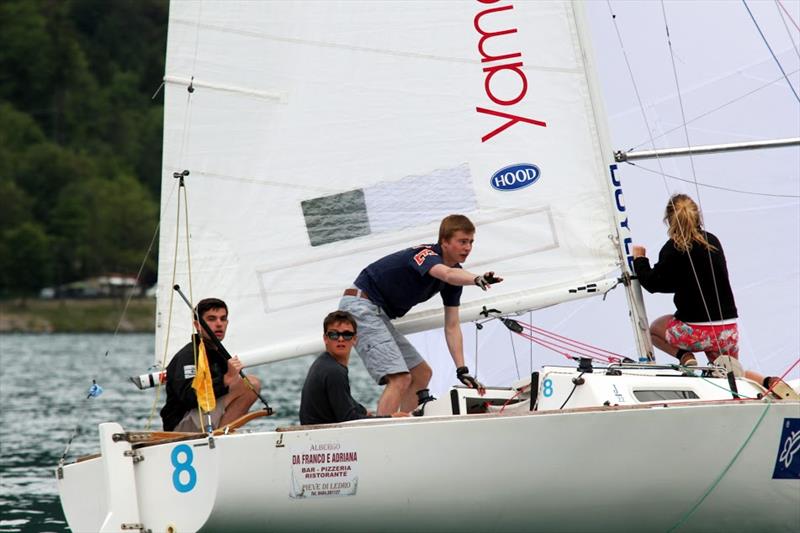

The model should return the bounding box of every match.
[157,0,631,366]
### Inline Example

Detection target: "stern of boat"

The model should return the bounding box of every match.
[57,422,222,533]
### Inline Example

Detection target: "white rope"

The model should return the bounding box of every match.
[659,1,727,334]
[606,0,730,358]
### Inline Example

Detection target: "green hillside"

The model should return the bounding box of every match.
[0,0,168,298]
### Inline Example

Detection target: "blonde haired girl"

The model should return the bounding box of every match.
[633,193,738,368]
[632,195,794,398]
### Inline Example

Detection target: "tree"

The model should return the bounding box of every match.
[13,142,97,227]
[0,222,52,298]
[0,179,34,229]
[50,175,158,282]
[0,102,46,180]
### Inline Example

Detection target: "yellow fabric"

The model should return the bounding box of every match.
[192,339,216,413]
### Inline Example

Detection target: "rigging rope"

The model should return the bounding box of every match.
[774,2,800,59]
[629,68,800,152]
[776,0,800,32]
[518,320,629,362]
[742,0,800,103]
[528,310,533,374]
[697,374,754,399]
[763,356,800,396]
[606,1,671,184]
[145,4,208,429]
[59,182,163,454]
[558,373,585,410]
[502,318,629,364]
[625,162,800,199]
[666,399,773,532]
[508,328,521,380]
[609,0,724,338]
[498,383,531,414]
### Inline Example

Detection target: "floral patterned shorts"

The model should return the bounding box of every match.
[665,318,739,361]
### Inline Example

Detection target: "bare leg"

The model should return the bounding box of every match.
[377,373,412,415]
[744,370,765,383]
[650,315,681,357]
[220,376,261,425]
[400,362,432,412]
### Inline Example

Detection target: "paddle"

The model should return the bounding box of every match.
[173,284,273,415]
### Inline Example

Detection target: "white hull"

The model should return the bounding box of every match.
[59,389,800,532]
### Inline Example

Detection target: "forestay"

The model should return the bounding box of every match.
[156,1,625,366]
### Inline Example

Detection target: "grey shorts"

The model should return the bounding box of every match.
[339,294,425,385]
[173,399,225,433]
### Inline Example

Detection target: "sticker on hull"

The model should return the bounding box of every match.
[773,418,800,479]
[290,440,359,498]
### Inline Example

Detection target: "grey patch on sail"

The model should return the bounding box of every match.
[301,190,371,246]
[300,164,476,246]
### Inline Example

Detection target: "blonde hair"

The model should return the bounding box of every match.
[664,194,716,253]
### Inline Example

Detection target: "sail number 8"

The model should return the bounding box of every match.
[543,379,554,397]
[171,444,197,492]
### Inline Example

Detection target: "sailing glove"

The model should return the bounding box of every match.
[474,271,503,291]
[456,366,485,392]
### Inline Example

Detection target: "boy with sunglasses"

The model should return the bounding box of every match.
[299,310,409,425]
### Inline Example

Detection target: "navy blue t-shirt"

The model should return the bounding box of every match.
[353,243,463,319]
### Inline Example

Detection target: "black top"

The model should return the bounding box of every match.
[299,352,370,425]
[160,336,230,431]
[353,243,462,319]
[633,231,738,323]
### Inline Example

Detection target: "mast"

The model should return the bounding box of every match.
[571,1,654,361]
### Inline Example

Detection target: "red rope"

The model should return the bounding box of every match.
[515,320,628,361]
[514,330,611,363]
[499,384,531,413]
[505,319,627,363]
[777,0,800,32]
[763,357,800,396]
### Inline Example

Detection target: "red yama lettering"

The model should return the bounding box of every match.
[474,0,547,142]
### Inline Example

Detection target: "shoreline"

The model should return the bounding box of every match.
[0,298,156,333]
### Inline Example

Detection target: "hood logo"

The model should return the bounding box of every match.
[490,163,541,191]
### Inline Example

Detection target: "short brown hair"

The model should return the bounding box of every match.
[438,214,475,244]
[324,310,357,333]
[195,298,228,320]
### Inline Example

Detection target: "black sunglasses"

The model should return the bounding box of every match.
[326,330,355,341]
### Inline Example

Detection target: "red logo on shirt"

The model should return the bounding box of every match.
[413,248,438,266]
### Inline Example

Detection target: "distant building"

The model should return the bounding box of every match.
[39,274,147,299]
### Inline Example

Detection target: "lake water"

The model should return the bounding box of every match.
[0,333,380,533]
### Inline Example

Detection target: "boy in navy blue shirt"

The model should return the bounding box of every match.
[339,214,502,415]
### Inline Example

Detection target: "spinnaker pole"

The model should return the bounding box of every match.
[615,137,800,162]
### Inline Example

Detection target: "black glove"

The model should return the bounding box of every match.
[456,366,485,391]
[474,271,503,290]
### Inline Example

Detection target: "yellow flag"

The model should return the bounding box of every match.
[192,339,216,413]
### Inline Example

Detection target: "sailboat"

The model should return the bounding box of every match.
[56,1,799,532]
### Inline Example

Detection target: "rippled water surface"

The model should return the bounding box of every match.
[0,333,379,532]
